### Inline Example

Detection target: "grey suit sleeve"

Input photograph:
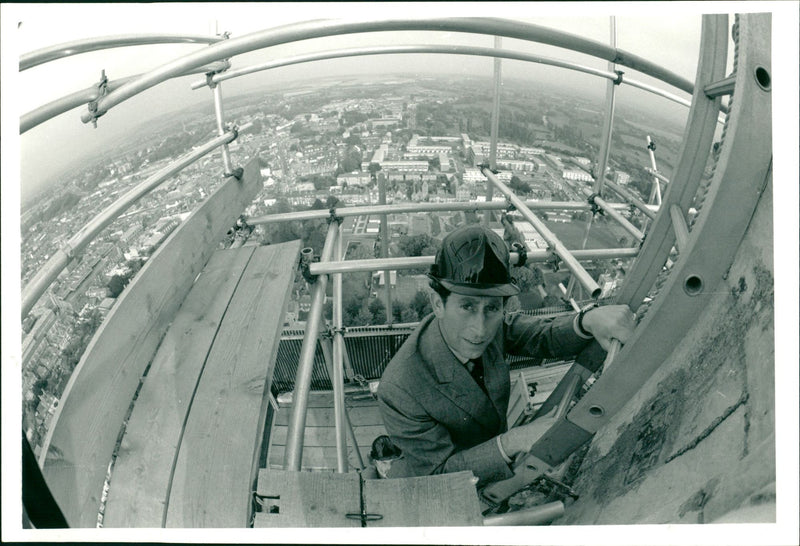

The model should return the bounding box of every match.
[503,312,591,358]
[378,380,514,487]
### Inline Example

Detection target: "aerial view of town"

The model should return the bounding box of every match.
[20,72,688,456]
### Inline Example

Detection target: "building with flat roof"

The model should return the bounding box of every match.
[562,169,593,183]
[380,161,429,173]
[497,159,536,173]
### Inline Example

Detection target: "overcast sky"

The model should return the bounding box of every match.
[4,2,723,202]
[2,2,796,201]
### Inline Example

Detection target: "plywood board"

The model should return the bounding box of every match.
[253,470,482,527]
[103,247,255,527]
[40,160,262,527]
[364,471,482,527]
[166,241,300,527]
[253,469,360,527]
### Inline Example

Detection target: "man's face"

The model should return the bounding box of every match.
[432,292,504,361]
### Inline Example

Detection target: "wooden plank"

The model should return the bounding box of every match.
[103,247,256,527]
[40,159,262,527]
[269,424,386,448]
[364,471,482,527]
[273,405,385,427]
[166,241,301,528]
[268,445,370,472]
[253,470,360,527]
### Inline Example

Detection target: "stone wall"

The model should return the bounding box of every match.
[561,176,775,524]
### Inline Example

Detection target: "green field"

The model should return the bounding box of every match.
[544,218,628,249]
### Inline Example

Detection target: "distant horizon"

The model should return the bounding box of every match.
[19,70,688,209]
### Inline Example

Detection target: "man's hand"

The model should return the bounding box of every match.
[581,304,636,351]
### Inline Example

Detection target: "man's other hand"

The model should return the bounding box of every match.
[500,407,558,459]
[581,304,636,351]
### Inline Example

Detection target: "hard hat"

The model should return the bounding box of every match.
[429,224,519,296]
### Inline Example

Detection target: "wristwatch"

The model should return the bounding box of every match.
[576,303,599,338]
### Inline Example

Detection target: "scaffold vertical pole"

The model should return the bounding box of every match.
[646,135,663,206]
[593,16,618,196]
[484,36,502,226]
[284,221,339,471]
[379,175,393,325]
[331,222,349,472]
[568,16,617,300]
[212,83,234,175]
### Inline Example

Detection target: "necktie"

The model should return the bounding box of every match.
[469,357,488,396]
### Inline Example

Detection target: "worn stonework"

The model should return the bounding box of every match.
[559,177,774,525]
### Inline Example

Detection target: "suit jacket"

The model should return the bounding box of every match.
[377,312,591,486]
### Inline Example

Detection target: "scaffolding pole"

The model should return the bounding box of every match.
[20,33,223,70]
[481,168,601,298]
[80,18,694,124]
[593,17,619,196]
[646,136,663,206]
[248,200,628,225]
[20,62,230,134]
[567,17,618,300]
[580,188,645,242]
[484,36,502,226]
[284,221,339,471]
[212,83,235,175]
[603,179,658,220]
[331,222,349,471]
[190,43,704,114]
[310,247,639,275]
[378,176,393,325]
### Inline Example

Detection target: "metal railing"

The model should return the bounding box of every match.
[17,14,745,523]
[189,44,696,111]
[70,18,695,124]
[21,61,231,134]
[20,33,224,71]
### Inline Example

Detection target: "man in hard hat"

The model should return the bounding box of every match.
[377,224,635,486]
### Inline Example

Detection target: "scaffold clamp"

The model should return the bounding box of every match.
[234,215,250,232]
[511,242,527,267]
[225,122,239,141]
[327,208,343,225]
[613,70,625,86]
[547,248,561,272]
[61,242,75,260]
[86,69,109,128]
[478,161,500,175]
[587,193,604,216]
[647,139,657,152]
[225,167,244,180]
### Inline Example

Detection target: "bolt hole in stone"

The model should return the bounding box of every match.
[754,66,771,91]
[684,275,704,296]
[589,406,604,417]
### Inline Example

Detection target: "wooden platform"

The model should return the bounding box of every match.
[267,391,386,471]
[103,241,300,528]
[254,469,482,527]
[40,160,263,528]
